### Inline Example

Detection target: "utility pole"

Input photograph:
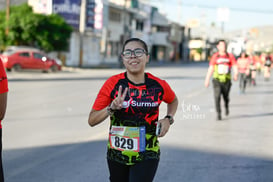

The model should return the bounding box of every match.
[5,0,10,35]
[122,0,130,43]
[79,0,87,67]
[123,0,127,43]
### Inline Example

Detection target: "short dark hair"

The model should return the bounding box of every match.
[240,51,248,58]
[217,39,226,45]
[122,38,148,53]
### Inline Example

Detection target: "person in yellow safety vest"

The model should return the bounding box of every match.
[205,40,238,120]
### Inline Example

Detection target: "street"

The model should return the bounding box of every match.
[3,62,273,182]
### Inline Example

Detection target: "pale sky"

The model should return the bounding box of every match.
[146,0,273,32]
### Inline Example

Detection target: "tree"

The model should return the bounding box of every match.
[0,3,73,52]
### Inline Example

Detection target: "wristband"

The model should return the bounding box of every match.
[107,105,116,116]
[165,115,174,125]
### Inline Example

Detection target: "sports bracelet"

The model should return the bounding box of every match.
[107,105,116,116]
[164,115,174,125]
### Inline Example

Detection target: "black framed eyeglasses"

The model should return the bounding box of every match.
[122,48,147,59]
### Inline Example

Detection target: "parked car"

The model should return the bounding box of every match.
[0,46,62,72]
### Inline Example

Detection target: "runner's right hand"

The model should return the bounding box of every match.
[110,85,128,110]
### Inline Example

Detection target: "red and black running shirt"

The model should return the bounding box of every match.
[0,59,8,128]
[92,72,175,165]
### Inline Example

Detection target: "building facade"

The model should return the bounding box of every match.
[4,0,192,67]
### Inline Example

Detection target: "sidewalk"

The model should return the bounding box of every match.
[98,59,207,68]
[6,61,208,81]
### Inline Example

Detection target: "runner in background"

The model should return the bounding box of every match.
[204,40,238,121]
[237,52,250,94]
[0,58,8,181]
[247,53,258,86]
[260,52,267,68]
[88,38,178,182]
[264,53,272,81]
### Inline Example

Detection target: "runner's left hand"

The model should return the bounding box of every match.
[157,118,170,137]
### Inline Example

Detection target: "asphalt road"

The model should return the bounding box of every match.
[2,63,273,182]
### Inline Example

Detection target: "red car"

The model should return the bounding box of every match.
[0,46,62,72]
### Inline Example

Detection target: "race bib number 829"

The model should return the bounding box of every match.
[109,126,146,152]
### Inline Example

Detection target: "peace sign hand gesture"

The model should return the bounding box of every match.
[110,85,128,110]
